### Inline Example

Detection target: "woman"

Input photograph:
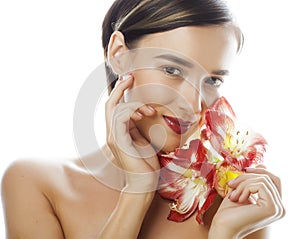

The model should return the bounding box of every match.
[1,0,284,238]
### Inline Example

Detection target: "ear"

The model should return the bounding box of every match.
[107,31,129,75]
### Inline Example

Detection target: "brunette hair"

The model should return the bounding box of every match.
[102,0,243,92]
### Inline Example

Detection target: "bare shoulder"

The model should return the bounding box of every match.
[1,158,71,238]
[1,154,122,239]
[1,158,73,201]
[2,158,65,186]
[1,156,107,195]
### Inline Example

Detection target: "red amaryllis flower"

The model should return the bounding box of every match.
[205,97,267,169]
[214,163,242,198]
[205,97,268,196]
[158,139,217,224]
[157,96,268,224]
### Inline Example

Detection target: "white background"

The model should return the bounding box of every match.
[0,0,299,237]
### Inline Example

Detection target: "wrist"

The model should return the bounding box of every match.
[124,171,160,194]
[112,190,155,228]
[120,187,156,206]
[97,186,155,238]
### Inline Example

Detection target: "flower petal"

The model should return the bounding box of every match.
[214,164,241,197]
[167,178,211,222]
[205,97,267,171]
[196,189,218,224]
[209,96,236,119]
[175,139,207,164]
[157,96,268,224]
[158,152,216,223]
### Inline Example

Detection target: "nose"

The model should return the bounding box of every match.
[177,80,202,113]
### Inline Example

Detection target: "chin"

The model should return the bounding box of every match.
[159,144,179,154]
[149,132,189,154]
[136,120,198,154]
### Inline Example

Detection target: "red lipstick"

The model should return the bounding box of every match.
[163,115,193,134]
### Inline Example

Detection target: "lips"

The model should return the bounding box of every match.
[163,115,194,134]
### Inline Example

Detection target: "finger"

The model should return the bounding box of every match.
[228,174,275,203]
[114,137,157,175]
[110,101,156,162]
[110,102,144,144]
[129,120,149,146]
[253,164,267,169]
[105,75,134,135]
[230,181,273,206]
[107,101,156,157]
[129,121,160,171]
[245,168,285,217]
[136,105,157,117]
[130,111,144,121]
[112,102,147,127]
[239,183,277,218]
[242,183,277,218]
[245,166,282,196]
[105,74,133,112]
[228,172,279,199]
[228,174,285,218]
[129,105,156,121]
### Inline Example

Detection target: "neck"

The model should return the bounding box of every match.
[78,144,126,191]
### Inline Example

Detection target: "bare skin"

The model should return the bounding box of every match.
[1,26,284,238]
[1,150,267,239]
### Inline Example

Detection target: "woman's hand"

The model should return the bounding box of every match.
[105,73,160,193]
[99,74,161,238]
[209,165,285,239]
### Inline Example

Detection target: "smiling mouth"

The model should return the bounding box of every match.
[163,115,194,134]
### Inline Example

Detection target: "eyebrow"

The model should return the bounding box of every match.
[154,54,194,68]
[211,69,230,76]
[154,54,230,76]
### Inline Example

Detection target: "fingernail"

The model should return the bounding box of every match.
[147,105,156,113]
[136,111,143,119]
[245,167,255,172]
[230,190,237,199]
[122,75,131,81]
[227,178,236,186]
[119,75,131,81]
[228,191,233,199]
[121,73,132,81]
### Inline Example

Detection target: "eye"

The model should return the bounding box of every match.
[204,76,224,88]
[163,66,183,77]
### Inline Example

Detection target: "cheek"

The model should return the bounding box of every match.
[124,70,179,105]
[124,83,177,105]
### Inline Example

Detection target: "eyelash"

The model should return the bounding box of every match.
[160,66,224,88]
[204,76,224,88]
[162,66,183,77]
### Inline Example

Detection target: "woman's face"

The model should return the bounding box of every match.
[114,25,238,153]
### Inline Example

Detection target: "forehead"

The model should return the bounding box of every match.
[135,25,238,74]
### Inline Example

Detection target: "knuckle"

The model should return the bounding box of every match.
[105,98,113,110]
[275,198,285,219]
[270,208,279,219]
[107,141,113,149]
[265,203,279,218]
[279,205,286,218]
[272,175,281,186]
[274,204,285,219]
[107,136,115,148]
[105,99,110,108]
[256,182,266,191]
[262,174,272,183]
[264,198,285,219]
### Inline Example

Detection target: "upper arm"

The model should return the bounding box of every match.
[1,160,65,239]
